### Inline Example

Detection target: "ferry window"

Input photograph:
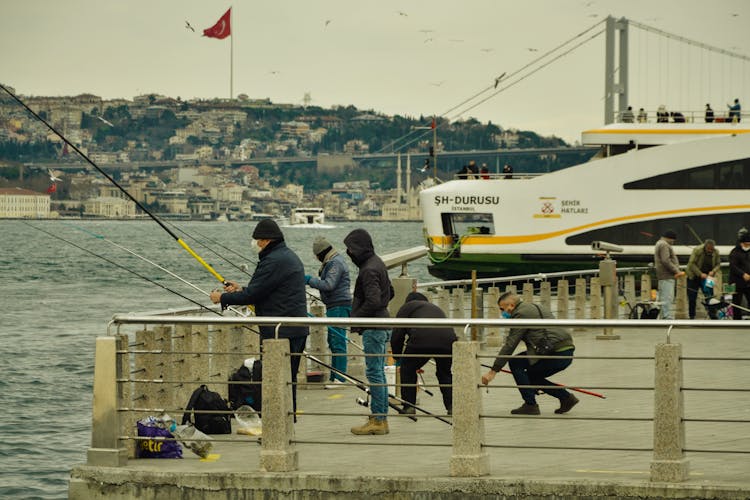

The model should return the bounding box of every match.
[565,212,750,247]
[624,158,750,189]
[440,213,494,236]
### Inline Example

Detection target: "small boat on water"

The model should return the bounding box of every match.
[284,207,335,228]
[421,120,750,280]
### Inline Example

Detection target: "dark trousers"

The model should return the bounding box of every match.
[400,346,453,411]
[687,277,711,319]
[732,288,750,320]
[508,349,574,405]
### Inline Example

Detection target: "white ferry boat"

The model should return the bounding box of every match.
[284,207,335,228]
[420,121,750,280]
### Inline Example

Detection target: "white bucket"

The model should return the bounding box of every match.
[384,365,396,391]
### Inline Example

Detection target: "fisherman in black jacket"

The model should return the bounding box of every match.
[392,292,457,415]
[344,228,393,435]
[210,219,309,415]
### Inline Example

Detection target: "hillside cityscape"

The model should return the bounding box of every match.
[0,85,593,220]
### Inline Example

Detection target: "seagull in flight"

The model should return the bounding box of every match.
[48,169,62,183]
[430,81,445,87]
[269,70,280,75]
[397,10,408,17]
[185,21,195,32]
[324,19,332,28]
[494,72,506,88]
[424,38,434,43]
[96,116,114,127]
[527,47,539,52]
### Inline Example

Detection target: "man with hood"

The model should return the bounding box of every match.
[305,236,352,387]
[729,232,750,320]
[344,228,393,435]
[654,229,685,320]
[210,219,309,416]
[481,291,577,415]
[391,292,457,415]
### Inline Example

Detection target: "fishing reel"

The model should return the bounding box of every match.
[355,396,369,407]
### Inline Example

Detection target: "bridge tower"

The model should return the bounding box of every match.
[604,16,629,124]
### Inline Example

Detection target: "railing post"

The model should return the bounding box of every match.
[450,341,490,477]
[87,336,128,466]
[260,339,298,472]
[308,302,329,386]
[596,257,621,340]
[556,278,569,319]
[675,274,688,319]
[650,342,690,482]
[485,287,501,347]
[539,281,551,310]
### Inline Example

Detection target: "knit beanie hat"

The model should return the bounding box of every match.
[662,229,677,240]
[312,236,332,256]
[252,219,283,240]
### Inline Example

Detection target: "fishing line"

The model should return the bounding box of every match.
[21,221,217,315]
[0,83,228,286]
[164,220,253,278]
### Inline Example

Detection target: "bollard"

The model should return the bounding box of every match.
[308,303,329,387]
[260,339,298,472]
[450,341,490,476]
[87,337,128,466]
[556,279,569,319]
[485,287,501,347]
[650,342,690,482]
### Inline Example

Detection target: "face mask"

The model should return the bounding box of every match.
[501,311,512,319]
[250,240,262,255]
[743,245,750,252]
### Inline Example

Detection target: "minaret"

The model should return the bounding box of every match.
[406,154,412,207]
[396,154,402,204]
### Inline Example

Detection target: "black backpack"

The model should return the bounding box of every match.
[228,360,262,413]
[181,385,232,434]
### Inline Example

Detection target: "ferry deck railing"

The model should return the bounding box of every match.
[89,312,749,483]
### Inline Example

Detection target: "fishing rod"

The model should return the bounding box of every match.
[164,220,253,278]
[480,362,606,399]
[22,221,217,315]
[1,83,228,287]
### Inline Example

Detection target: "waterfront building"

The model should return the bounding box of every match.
[0,187,50,218]
[83,196,136,218]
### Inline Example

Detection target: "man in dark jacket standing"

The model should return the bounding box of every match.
[344,228,393,435]
[729,232,750,320]
[481,292,577,415]
[392,292,457,415]
[210,219,309,415]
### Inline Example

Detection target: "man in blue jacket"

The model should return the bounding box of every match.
[344,228,393,435]
[210,219,309,416]
[305,236,352,387]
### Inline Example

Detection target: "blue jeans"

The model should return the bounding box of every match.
[508,349,574,405]
[658,278,676,319]
[362,329,390,420]
[326,306,351,382]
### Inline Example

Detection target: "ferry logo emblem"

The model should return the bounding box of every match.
[541,202,554,214]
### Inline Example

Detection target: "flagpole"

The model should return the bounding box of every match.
[230,6,234,99]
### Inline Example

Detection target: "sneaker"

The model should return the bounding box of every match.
[510,403,540,415]
[554,394,579,414]
[325,379,346,389]
[351,417,389,435]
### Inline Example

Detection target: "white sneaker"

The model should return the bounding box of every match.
[325,379,346,389]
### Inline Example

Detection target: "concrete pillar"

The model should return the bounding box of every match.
[153,326,172,406]
[590,277,602,320]
[450,341,490,476]
[190,325,209,385]
[228,325,246,376]
[116,334,135,459]
[173,324,192,407]
[556,279,569,319]
[134,329,157,410]
[521,282,534,304]
[390,276,416,316]
[623,274,636,310]
[539,281,551,310]
[474,288,484,343]
[87,337,128,466]
[597,259,620,340]
[260,339,298,472]
[308,303,329,387]
[451,288,466,339]
[436,288,450,317]
[211,325,230,386]
[641,274,652,302]
[650,343,690,482]
[574,278,587,324]
[675,274,688,319]
[485,287,501,347]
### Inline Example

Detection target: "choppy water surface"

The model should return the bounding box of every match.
[0,219,428,499]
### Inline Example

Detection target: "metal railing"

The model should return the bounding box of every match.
[87,311,750,483]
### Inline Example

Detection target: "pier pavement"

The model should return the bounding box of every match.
[70,325,750,499]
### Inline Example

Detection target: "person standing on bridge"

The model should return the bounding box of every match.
[729,232,750,321]
[344,228,394,435]
[686,239,720,320]
[654,229,685,320]
[481,292,577,416]
[305,236,352,388]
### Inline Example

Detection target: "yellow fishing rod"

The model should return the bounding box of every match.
[1,83,228,285]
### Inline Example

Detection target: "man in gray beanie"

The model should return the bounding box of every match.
[210,219,308,416]
[305,236,352,388]
[654,229,685,320]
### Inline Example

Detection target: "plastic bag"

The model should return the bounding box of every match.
[173,423,213,458]
[136,416,183,459]
[234,405,262,436]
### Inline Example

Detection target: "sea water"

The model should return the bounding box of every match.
[0,219,428,499]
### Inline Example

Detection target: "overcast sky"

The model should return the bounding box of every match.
[1,0,748,144]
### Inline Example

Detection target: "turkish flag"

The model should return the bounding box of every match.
[47,184,57,194]
[203,8,231,39]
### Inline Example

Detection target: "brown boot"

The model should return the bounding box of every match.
[554,394,579,414]
[351,417,389,435]
[510,403,540,415]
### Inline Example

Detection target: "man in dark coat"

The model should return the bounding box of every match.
[391,292,457,414]
[729,232,750,320]
[344,228,393,435]
[210,219,309,415]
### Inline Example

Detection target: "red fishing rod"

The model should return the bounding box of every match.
[481,363,606,399]
[1,83,228,286]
